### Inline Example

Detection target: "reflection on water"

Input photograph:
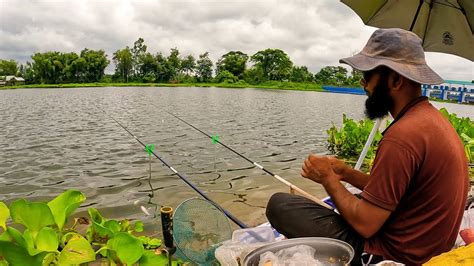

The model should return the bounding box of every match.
[0,87,472,234]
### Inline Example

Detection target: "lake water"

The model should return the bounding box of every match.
[0,86,472,234]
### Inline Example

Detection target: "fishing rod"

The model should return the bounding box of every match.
[164,110,333,210]
[96,105,248,229]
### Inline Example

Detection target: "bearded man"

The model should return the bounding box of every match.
[266,28,469,265]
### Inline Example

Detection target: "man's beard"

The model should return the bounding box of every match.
[364,76,394,120]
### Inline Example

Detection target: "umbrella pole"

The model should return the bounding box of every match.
[343,118,383,194]
[354,118,382,171]
[410,0,424,31]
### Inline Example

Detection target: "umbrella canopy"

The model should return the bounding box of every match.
[341,0,474,61]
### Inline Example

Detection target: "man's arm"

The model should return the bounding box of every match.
[302,155,391,238]
[323,177,391,238]
[328,157,369,190]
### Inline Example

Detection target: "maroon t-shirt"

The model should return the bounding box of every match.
[361,97,469,265]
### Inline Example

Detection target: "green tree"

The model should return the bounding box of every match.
[138,52,158,82]
[216,51,248,79]
[113,48,133,82]
[290,66,313,82]
[19,62,37,84]
[59,52,80,83]
[195,52,213,82]
[31,52,64,84]
[250,49,293,81]
[154,52,172,82]
[314,66,349,86]
[347,68,363,87]
[167,48,181,81]
[79,49,109,82]
[131,38,147,79]
[243,67,265,84]
[215,70,238,83]
[181,55,196,76]
[0,59,19,76]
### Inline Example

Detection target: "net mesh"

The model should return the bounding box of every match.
[173,198,232,265]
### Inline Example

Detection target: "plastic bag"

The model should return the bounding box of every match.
[233,226,276,244]
[258,245,324,266]
[215,226,276,266]
[455,202,474,247]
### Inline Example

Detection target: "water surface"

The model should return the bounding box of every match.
[0,86,471,233]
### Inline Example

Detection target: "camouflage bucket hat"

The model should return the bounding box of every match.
[340,28,444,85]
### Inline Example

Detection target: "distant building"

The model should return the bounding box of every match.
[2,76,26,86]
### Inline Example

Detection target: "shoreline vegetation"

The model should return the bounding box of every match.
[0,81,324,91]
[1,36,471,104]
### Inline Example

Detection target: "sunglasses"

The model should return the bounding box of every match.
[361,70,377,87]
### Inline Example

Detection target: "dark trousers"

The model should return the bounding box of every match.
[266,192,367,265]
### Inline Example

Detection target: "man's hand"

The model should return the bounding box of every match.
[327,157,350,177]
[301,154,342,186]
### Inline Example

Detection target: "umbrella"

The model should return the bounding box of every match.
[341,0,474,61]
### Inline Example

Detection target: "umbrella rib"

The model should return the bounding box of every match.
[421,0,434,44]
[410,0,425,31]
[435,0,462,11]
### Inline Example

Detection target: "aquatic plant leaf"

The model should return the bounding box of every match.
[6,227,26,248]
[120,219,130,231]
[23,229,43,256]
[47,190,86,230]
[10,199,55,234]
[87,223,113,244]
[86,208,114,243]
[0,241,44,266]
[36,227,58,252]
[88,208,105,225]
[107,232,144,265]
[134,220,144,232]
[104,220,121,233]
[0,202,9,230]
[139,250,180,266]
[42,252,57,266]
[147,238,161,248]
[58,234,95,265]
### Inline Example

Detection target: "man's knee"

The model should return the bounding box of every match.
[266,192,289,222]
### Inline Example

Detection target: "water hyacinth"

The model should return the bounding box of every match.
[0,189,182,265]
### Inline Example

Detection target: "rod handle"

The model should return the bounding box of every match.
[160,206,174,249]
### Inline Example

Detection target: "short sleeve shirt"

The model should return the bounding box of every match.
[361,97,469,265]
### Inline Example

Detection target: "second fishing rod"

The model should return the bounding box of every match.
[161,108,333,210]
[96,105,248,229]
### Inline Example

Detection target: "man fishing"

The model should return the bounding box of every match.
[266,28,469,265]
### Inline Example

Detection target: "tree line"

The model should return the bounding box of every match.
[0,37,362,86]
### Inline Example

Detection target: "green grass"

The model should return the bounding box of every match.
[0,81,324,92]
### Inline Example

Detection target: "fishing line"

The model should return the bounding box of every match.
[163,110,333,209]
[96,105,248,229]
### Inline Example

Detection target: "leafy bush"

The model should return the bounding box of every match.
[327,114,385,168]
[0,190,180,265]
[440,108,474,163]
[327,108,474,169]
[214,70,238,83]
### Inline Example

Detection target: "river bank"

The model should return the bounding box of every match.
[0,81,324,92]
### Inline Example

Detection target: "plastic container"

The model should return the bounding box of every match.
[243,237,354,266]
[232,226,275,244]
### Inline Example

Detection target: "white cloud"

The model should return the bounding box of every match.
[0,0,472,80]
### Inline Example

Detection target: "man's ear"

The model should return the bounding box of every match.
[388,71,403,91]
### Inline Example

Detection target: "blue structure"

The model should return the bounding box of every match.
[422,80,474,104]
[324,80,473,104]
[322,86,365,95]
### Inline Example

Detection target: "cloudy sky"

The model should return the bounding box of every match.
[0,0,472,80]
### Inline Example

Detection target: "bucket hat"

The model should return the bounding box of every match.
[340,28,444,85]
